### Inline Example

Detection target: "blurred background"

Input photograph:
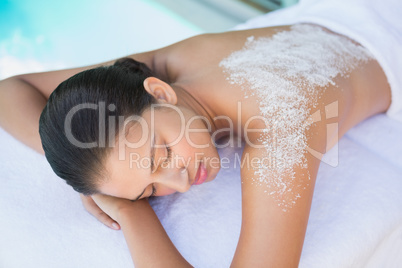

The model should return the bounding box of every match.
[0,0,298,79]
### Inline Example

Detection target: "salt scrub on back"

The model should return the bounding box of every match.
[219,24,374,211]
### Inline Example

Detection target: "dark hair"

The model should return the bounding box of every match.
[39,58,157,195]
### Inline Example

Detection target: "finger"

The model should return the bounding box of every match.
[88,201,121,230]
[80,194,120,230]
[95,210,121,230]
[80,194,98,210]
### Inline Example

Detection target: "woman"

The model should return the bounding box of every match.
[0,0,399,267]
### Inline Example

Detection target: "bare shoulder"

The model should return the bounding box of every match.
[161,26,292,83]
[160,33,231,82]
[163,25,291,58]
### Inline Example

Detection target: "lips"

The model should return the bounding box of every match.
[192,162,207,185]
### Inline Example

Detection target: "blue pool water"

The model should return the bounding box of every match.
[0,0,203,79]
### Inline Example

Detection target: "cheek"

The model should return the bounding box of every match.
[186,131,214,150]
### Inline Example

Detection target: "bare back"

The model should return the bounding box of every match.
[156,24,391,149]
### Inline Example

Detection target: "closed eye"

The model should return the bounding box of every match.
[149,144,172,198]
[152,144,172,171]
[164,144,172,164]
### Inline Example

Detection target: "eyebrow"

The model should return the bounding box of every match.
[130,133,155,202]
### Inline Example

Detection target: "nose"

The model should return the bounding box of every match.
[155,167,190,193]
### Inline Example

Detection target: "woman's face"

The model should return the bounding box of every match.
[99,105,221,201]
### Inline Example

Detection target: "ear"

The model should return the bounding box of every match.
[143,77,177,105]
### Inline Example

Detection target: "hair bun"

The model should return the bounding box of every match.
[113,57,154,77]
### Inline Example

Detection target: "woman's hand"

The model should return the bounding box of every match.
[79,193,126,230]
[91,193,137,224]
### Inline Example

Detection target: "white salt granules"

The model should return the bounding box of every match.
[219,24,374,211]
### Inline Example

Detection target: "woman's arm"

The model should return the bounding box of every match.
[231,123,327,267]
[0,77,47,154]
[92,194,193,267]
[118,199,192,267]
